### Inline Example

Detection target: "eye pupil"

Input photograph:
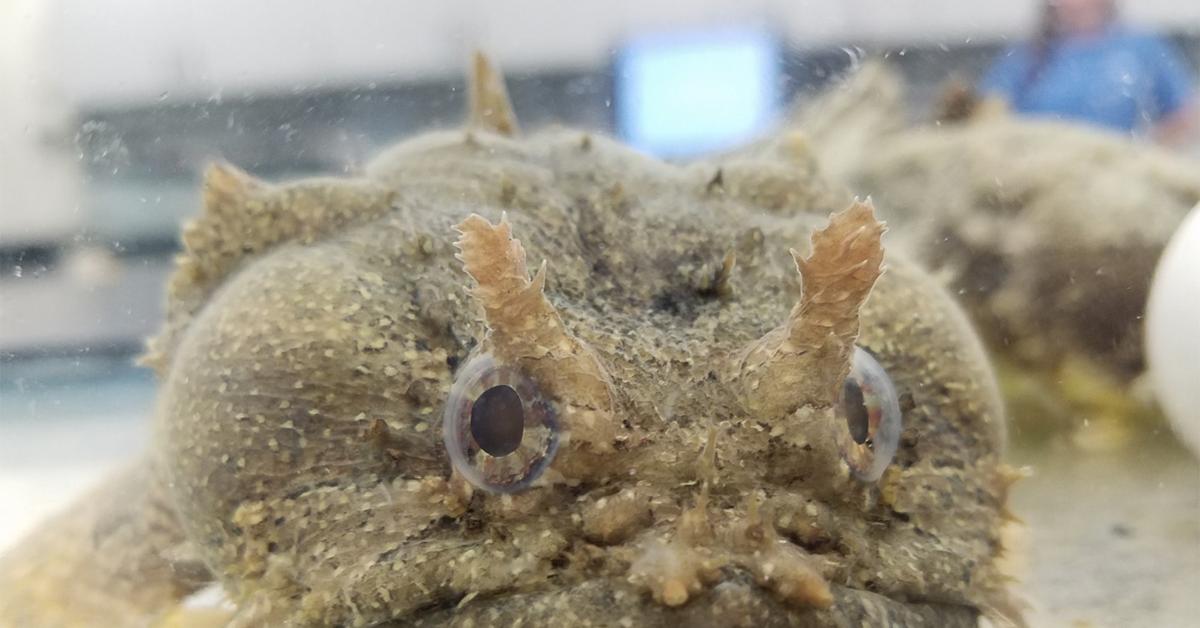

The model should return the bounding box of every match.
[838,347,902,482]
[470,384,525,457]
[842,379,871,445]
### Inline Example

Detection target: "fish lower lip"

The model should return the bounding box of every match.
[391,576,978,627]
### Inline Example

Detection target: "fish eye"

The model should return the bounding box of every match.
[838,347,902,482]
[442,354,560,493]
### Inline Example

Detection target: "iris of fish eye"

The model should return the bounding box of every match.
[842,379,871,445]
[443,354,560,493]
[470,385,525,457]
[838,347,903,482]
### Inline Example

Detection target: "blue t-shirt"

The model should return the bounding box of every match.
[980,28,1195,133]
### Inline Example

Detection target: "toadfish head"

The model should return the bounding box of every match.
[151,53,1020,627]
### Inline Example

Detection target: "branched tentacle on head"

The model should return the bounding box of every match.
[731,201,886,418]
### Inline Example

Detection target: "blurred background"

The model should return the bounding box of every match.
[1,1,1198,625]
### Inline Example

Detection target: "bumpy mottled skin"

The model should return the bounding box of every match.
[0,57,1017,627]
[796,63,1200,439]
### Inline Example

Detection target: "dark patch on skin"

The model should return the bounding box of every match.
[706,168,725,193]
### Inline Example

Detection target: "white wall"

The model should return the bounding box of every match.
[0,0,82,244]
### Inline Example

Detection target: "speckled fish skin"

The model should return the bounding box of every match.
[0,55,1017,628]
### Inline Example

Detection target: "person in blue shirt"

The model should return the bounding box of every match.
[981,0,1196,145]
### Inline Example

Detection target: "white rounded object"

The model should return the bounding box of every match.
[1146,204,1200,456]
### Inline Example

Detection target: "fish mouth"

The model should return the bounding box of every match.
[385,572,979,628]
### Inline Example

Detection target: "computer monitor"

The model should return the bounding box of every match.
[615,28,782,159]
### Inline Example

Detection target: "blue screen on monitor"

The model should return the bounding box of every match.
[616,28,781,159]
